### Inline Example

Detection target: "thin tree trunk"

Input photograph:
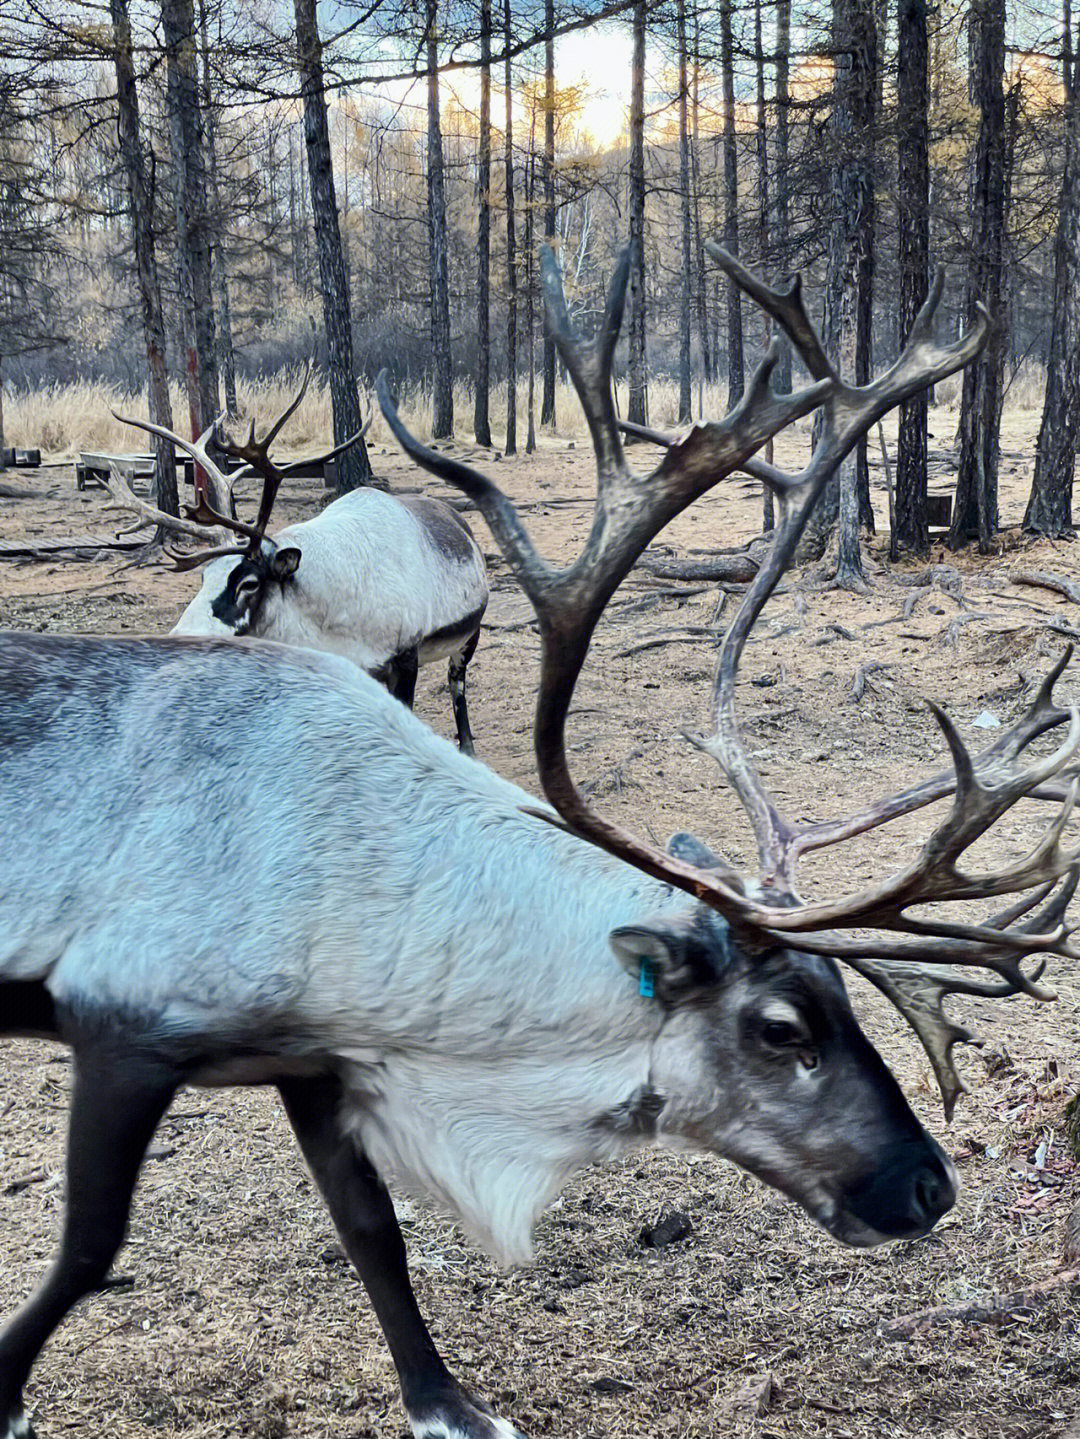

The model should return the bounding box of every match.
[161,0,218,490]
[690,11,712,389]
[426,0,454,439]
[854,0,878,536]
[894,0,931,556]
[504,0,517,455]
[197,0,237,421]
[474,0,492,446]
[540,0,556,428]
[719,0,743,406]
[1026,17,1080,535]
[112,0,177,518]
[677,0,692,423]
[627,0,647,426]
[525,120,537,454]
[294,0,374,490]
[755,0,772,529]
[773,0,791,397]
[950,0,1005,551]
[801,0,875,581]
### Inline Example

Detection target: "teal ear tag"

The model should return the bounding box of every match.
[638,957,656,999]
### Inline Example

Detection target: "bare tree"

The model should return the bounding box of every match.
[894,0,931,555]
[161,0,219,489]
[111,0,177,519]
[949,0,1006,551]
[627,0,647,425]
[540,0,556,428]
[677,0,692,424]
[473,0,493,447]
[504,0,517,455]
[294,0,374,491]
[1025,3,1080,536]
[719,0,743,405]
[427,0,454,439]
[198,0,238,421]
[773,0,791,397]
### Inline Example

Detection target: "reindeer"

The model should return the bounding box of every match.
[4,245,1078,1439]
[107,380,489,753]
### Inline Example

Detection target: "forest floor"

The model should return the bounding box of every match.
[2,404,1080,1438]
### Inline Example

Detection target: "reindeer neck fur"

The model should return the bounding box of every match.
[0,632,693,1265]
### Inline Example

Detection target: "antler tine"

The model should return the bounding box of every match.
[104,462,230,546]
[705,240,835,382]
[260,359,313,452]
[541,248,632,484]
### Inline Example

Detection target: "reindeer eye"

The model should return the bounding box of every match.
[761,1018,805,1049]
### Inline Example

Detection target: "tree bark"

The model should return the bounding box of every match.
[677,0,692,424]
[950,0,1006,551]
[197,0,237,421]
[525,119,537,454]
[773,0,791,397]
[627,0,648,426]
[690,10,712,387]
[294,0,374,491]
[504,0,517,455]
[1026,7,1080,536]
[801,0,876,581]
[473,0,493,447]
[540,0,556,428]
[112,0,177,518]
[719,0,743,406]
[894,0,931,555]
[161,0,218,489]
[426,0,454,439]
[754,0,772,528]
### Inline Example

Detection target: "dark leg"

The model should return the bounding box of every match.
[279,1076,525,1439]
[386,647,420,711]
[448,627,480,756]
[0,1049,177,1438]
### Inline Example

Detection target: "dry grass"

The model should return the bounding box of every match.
[7,373,825,459]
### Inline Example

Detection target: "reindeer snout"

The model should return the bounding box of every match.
[846,1140,957,1240]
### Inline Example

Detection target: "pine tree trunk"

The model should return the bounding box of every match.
[426,0,454,439]
[525,125,537,454]
[801,0,875,581]
[112,0,177,518]
[198,0,237,421]
[161,0,219,486]
[719,0,743,406]
[754,0,772,528]
[690,14,712,388]
[854,0,878,536]
[950,0,1006,551]
[894,0,930,556]
[1025,8,1080,536]
[540,0,556,428]
[474,0,493,447]
[627,0,648,426]
[677,0,692,424]
[294,0,374,491]
[773,0,791,397]
[504,0,517,456]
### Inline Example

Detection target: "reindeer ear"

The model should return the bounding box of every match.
[609,913,733,1001]
[270,547,302,582]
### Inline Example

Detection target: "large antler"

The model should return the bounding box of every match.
[379,244,1079,1115]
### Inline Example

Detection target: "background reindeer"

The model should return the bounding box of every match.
[108,380,489,753]
[4,247,1076,1439]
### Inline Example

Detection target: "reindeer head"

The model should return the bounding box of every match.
[378,246,1079,1245]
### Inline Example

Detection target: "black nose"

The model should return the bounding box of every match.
[846,1141,957,1238]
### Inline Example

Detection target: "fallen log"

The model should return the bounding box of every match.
[637,554,759,582]
[0,537,148,561]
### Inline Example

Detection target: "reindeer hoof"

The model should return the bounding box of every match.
[408,1389,528,1439]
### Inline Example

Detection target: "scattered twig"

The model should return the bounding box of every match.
[4,1167,48,1195]
[613,628,721,659]
[884,1268,1079,1337]
[849,661,894,703]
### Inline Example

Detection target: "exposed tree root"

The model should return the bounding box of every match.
[1010,570,1080,606]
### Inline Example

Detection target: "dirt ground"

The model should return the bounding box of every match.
[3,408,1080,1439]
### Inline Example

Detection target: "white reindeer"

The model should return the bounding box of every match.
[5,249,1062,1439]
[109,384,489,752]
